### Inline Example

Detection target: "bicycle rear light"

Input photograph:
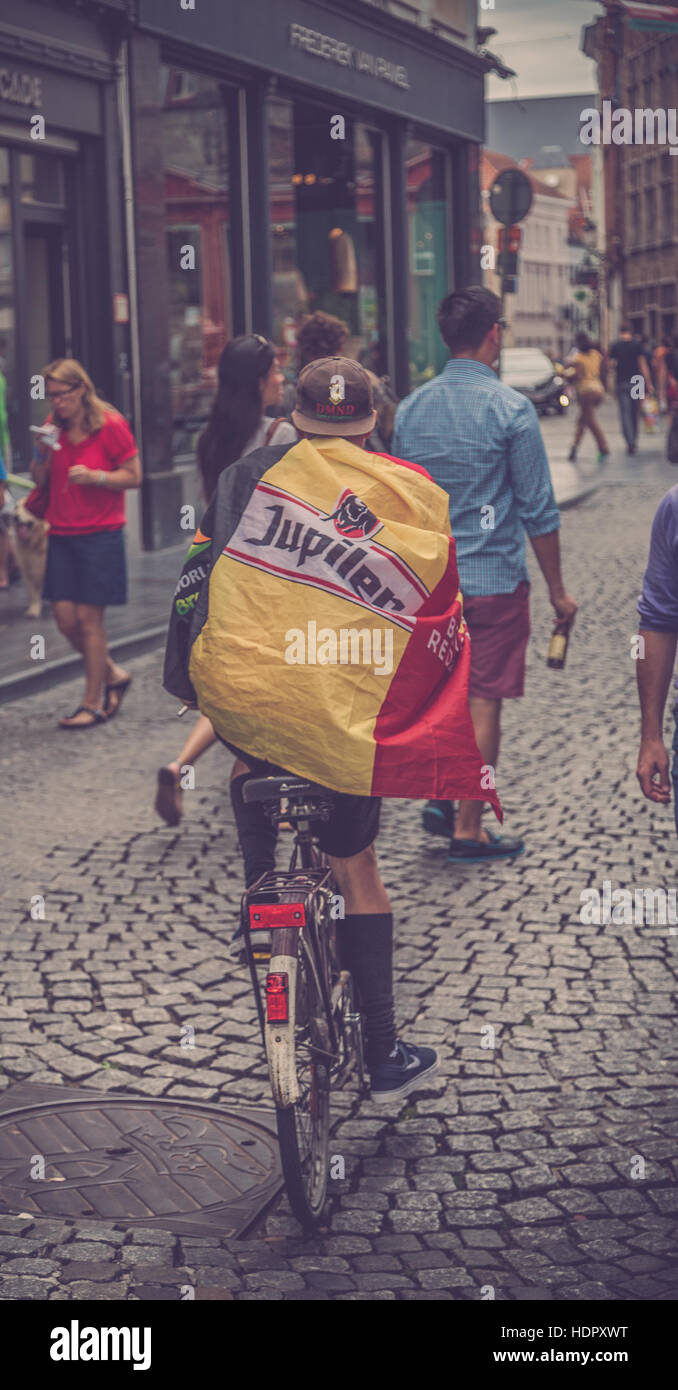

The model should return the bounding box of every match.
[266,972,289,1022]
[249,903,306,930]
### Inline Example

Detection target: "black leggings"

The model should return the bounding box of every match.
[229,771,277,889]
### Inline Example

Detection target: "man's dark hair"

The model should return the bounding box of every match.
[436,286,502,354]
[576,331,592,352]
[297,311,348,370]
[620,322,631,334]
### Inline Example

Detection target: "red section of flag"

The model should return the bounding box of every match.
[370,541,503,818]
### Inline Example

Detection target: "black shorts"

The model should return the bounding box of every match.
[43,529,127,606]
[232,747,381,859]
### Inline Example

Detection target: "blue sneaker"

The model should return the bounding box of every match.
[370,1040,439,1104]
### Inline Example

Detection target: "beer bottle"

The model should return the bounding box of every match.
[547,621,569,670]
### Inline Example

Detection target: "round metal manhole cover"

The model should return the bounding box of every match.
[0,1088,281,1237]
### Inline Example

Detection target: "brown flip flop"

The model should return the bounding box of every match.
[155,766,183,826]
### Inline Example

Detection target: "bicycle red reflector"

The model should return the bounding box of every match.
[266,972,289,1022]
[249,903,306,930]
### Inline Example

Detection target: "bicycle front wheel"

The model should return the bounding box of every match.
[272,927,331,1228]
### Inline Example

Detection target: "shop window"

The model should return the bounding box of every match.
[19,153,65,206]
[269,97,387,384]
[405,139,449,391]
[0,148,15,469]
[159,65,233,459]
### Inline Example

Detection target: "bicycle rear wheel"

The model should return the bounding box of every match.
[273,926,331,1228]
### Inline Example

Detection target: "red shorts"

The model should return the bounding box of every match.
[463,581,531,700]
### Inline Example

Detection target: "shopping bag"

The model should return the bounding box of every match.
[641,395,658,433]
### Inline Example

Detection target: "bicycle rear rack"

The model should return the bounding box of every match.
[241,867,335,1039]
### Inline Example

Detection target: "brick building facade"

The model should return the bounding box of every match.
[583,2,678,347]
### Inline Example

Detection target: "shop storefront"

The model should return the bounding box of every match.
[131,0,485,547]
[0,0,128,471]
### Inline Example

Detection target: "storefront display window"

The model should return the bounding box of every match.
[406,140,450,390]
[20,154,66,207]
[159,65,233,459]
[0,149,16,468]
[269,97,386,383]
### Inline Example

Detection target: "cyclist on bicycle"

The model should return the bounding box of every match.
[164,356,500,1102]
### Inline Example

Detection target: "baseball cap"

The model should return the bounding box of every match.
[291,356,377,437]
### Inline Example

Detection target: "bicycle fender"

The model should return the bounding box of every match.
[266,952,299,1107]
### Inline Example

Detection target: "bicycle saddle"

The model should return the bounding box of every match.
[243,775,333,804]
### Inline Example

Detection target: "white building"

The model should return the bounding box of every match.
[482,152,574,357]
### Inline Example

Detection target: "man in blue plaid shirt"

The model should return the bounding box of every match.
[393,287,578,860]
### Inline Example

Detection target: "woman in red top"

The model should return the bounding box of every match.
[32,358,141,728]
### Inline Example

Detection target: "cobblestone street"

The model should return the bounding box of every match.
[2,436,678,1301]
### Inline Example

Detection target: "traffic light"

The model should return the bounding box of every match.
[498,251,519,276]
[497,225,521,279]
[497,226,522,253]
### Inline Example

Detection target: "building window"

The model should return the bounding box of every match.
[405,139,449,390]
[269,97,387,381]
[662,183,673,239]
[645,187,656,242]
[630,193,640,246]
[159,65,233,460]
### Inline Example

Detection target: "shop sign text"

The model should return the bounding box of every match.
[0,69,43,108]
[289,23,410,90]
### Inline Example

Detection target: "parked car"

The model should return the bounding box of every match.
[499,347,570,415]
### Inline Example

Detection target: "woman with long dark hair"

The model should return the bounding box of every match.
[156,334,296,824]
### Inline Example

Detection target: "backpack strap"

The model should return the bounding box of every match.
[263,416,293,446]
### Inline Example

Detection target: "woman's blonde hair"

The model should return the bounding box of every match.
[41,358,116,434]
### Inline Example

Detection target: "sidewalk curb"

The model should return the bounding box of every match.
[557,482,600,511]
[0,624,167,706]
[0,481,601,706]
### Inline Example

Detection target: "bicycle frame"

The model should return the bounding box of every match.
[240,813,343,1106]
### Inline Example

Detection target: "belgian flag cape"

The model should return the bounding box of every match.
[163,437,502,816]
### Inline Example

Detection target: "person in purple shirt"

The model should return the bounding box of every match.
[636,484,678,820]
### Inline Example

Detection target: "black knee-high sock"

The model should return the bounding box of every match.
[230,773,277,889]
[336,913,396,1068]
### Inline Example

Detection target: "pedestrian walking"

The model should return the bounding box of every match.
[155,333,297,825]
[652,336,672,415]
[280,311,397,453]
[30,358,141,728]
[565,331,610,464]
[636,483,678,820]
[392,286,578,859]
[608,322,652,455]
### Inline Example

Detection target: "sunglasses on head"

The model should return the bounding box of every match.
[45,382,80,401]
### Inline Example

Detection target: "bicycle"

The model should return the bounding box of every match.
[239,774,367,1229]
